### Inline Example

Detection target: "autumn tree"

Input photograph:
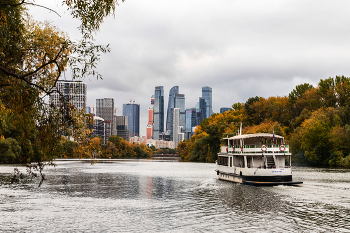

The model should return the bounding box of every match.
[0,0,124,166]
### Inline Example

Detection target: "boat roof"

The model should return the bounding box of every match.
[224,133,284,140]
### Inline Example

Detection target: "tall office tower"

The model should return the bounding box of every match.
[123,103,140,137]
[169,93,185,141]
[153,86,164,140]
[220,107,231,113]
[175,94,186,126]
[147,95,155,139]
[173,108,180,148]
[49,80,87,109]
[96,98,115,135]
[166,86,179,132]
[185,108,197,133]
[202,86,213,118]
[196,97,207,123]
[116,115,130,141]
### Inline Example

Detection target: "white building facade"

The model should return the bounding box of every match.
[49,80,87,109]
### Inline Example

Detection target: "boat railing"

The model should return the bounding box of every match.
[221,144,290,154]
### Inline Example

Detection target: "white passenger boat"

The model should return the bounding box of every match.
[215,132,303,186]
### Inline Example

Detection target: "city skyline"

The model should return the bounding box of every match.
[30,1,350,138]
[87,85,215,137]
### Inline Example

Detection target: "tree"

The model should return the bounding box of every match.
[245,96,260,124]
[0,0,125,166]
[290,108,340,166]
[289,83,313,103]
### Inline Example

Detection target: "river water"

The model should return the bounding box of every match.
[0,159,349,232]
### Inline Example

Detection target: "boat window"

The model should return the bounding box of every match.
[218,156,228,166]
[230,157,232,167]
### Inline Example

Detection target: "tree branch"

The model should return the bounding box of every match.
[0,0,25,7]
[0,46,65,95]
[0,1,61,17]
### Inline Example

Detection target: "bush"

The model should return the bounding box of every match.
[0,137,21,163]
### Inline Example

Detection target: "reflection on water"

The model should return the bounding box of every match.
[0,160,350,232]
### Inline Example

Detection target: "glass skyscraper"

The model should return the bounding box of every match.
[153,86,164,140]
[166,86,179,132]
[220,107,231,113]
[173,108,180,148]
[170,93,185,140]
[174,94,185,128]
[202,86,213,118]
[123,103,140,137]
[196,97,207,122]
[185,107,197,133]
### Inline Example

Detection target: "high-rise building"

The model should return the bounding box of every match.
[173,108,180,148]
[49,80,87,109]
[96,98,115,136]
[93,116,111,145]
[116,115,130,141]
[169,93,185,141]
[123,103,140,137]
[185,108,197,133]
[196,97,207,123]
[147,95,155,139]
[166,86,179,132]
[220,107,231,113]
[153,86,164,140]
[175,94,186,127]
[202,86,213,118]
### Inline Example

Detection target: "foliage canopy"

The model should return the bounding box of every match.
[178,76,350,168]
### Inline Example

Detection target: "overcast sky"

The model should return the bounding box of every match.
[31,0,350,136]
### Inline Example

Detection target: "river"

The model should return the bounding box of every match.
[0,159,349,232]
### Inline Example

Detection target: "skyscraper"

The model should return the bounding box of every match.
[220,107,231,113]
[116,115,130,141]
[49,80,87,109]
[153,86,164,140]
[166,86,179,132]
[96,98,115,135]
[169,93,185,141]
[147,95,155,139]
[185,108,197,133]
[173,108,180,148]
[174,93,185,127]
[123,103,140,137]
[196,97,207,123]
[202,86,213,118]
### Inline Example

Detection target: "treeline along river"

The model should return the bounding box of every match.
[0,160,350,232]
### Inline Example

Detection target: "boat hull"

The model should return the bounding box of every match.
[243,180,303,186]
[216,169,302,186]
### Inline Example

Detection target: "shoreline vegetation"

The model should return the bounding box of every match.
[3,76,350,169]
[178,76,350,169]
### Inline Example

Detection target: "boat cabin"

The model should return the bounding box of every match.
[218,133,291,169]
